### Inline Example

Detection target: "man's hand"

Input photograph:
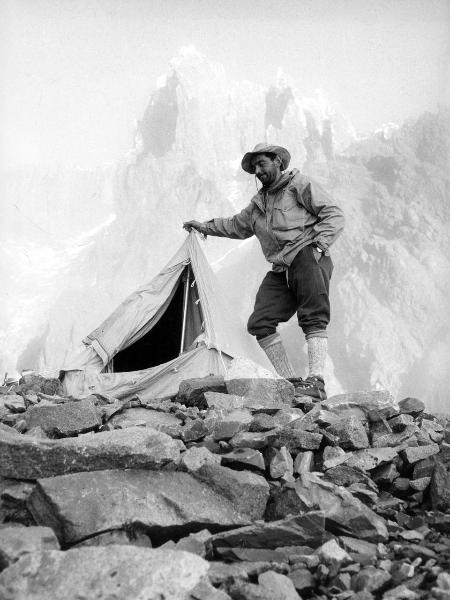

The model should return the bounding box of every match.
[183,220,206,234]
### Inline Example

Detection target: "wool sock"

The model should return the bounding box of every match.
[258,332,295,378]
[307,336,327,378]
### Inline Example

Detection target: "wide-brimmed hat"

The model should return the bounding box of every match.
[241,143,291,174]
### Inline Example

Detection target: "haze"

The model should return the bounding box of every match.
[1,0,449,168]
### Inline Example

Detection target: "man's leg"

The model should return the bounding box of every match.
[288,244,334,398]
[247,271,297,378]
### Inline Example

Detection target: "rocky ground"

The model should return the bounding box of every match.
[0,365,449,600]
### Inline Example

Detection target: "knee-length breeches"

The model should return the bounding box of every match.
[247,244,334,340]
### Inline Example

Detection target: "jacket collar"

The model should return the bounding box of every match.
[251,169,297,211]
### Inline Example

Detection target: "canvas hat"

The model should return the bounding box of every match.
[241,143,291,174]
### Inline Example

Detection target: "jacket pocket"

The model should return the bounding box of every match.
[273,203,307,232]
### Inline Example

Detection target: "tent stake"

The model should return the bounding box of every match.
[180,267,190,355]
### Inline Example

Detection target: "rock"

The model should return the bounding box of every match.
[221,448,266,471]
[258,570,301,600]
[294,474,388,542]
[28,469,251,545]
[322,446,348,469]
[316,538,352,576]
[324,391,398,419]
[109,407,182,436]
[353,566,391,593]
[227,581,275,600]
[264,485,306,522]
[24,398,102,437]
[288,567,315,594]
[203,392,247,411]
[207,562,250,587]
[432,572,450,599]
[190,578,232,600]
[17,374,62,396]
[250,414,278,432]
[330,571,352,592]
[324,464,375,488]
[328,415,369,450]
[401,444,440,466]
[229,430,279,449]
[388,414,415,432]
[24,426,48,438]
[267,447,294,479]
[180,446,222,472]
[353,593,375,600]
[383,584,420,599]
[209,512,326,553]
[398,397,425,416]
[409,476,431,491]
[165,529,211,558]
[177,376,227,408]
[346,447,399,471]
[274,428,323,452]
[430,458,450,511]
[0,426,182,479]
[339,536,378,559]
[181,419,210,442]
[314,409,343,427]
[0,546,209,600]
[293,451,314,474]
[420,418,444,443]
[226,378,294,405]
[214,546,290,562]
[0,525,59,570]
[205,392,283,415]
[212,410,252,441]
[271,409,305,427]
[1,395,26,414]
[372,463,400,486]
[1,481,35,507]
[0,481,36,524]
[372,424,419,448]
[194,464,269,520]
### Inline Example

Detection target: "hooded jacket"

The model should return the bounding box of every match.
[202,169,345,272]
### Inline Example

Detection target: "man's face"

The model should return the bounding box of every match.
[251,153,281,186]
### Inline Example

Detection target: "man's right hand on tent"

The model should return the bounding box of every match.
[183,220,207,234]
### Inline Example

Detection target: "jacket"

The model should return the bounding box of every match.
[202,169,345,272]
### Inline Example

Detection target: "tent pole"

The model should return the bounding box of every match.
[180,267,190,355]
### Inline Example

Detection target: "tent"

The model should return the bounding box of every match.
[62,233,272,401]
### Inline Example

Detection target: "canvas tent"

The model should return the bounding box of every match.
[62,233,272,401]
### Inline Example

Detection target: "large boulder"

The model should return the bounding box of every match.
[225,358,294,405]
[0,426,182,479]
[0,546,209,600]
[28,469,251,545]
[24,398,102,437]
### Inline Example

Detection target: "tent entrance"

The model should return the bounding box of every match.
[109,265,203,373]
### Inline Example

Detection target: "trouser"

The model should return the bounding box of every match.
[247,244,334,340]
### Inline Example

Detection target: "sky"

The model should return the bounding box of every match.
[1,0,449,168]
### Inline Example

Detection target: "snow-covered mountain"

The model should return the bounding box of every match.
[2,47,449,412]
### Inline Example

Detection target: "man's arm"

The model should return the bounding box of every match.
[183,204,254,240]
[297,181,345,251]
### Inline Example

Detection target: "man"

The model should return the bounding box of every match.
[183,143,344,399]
